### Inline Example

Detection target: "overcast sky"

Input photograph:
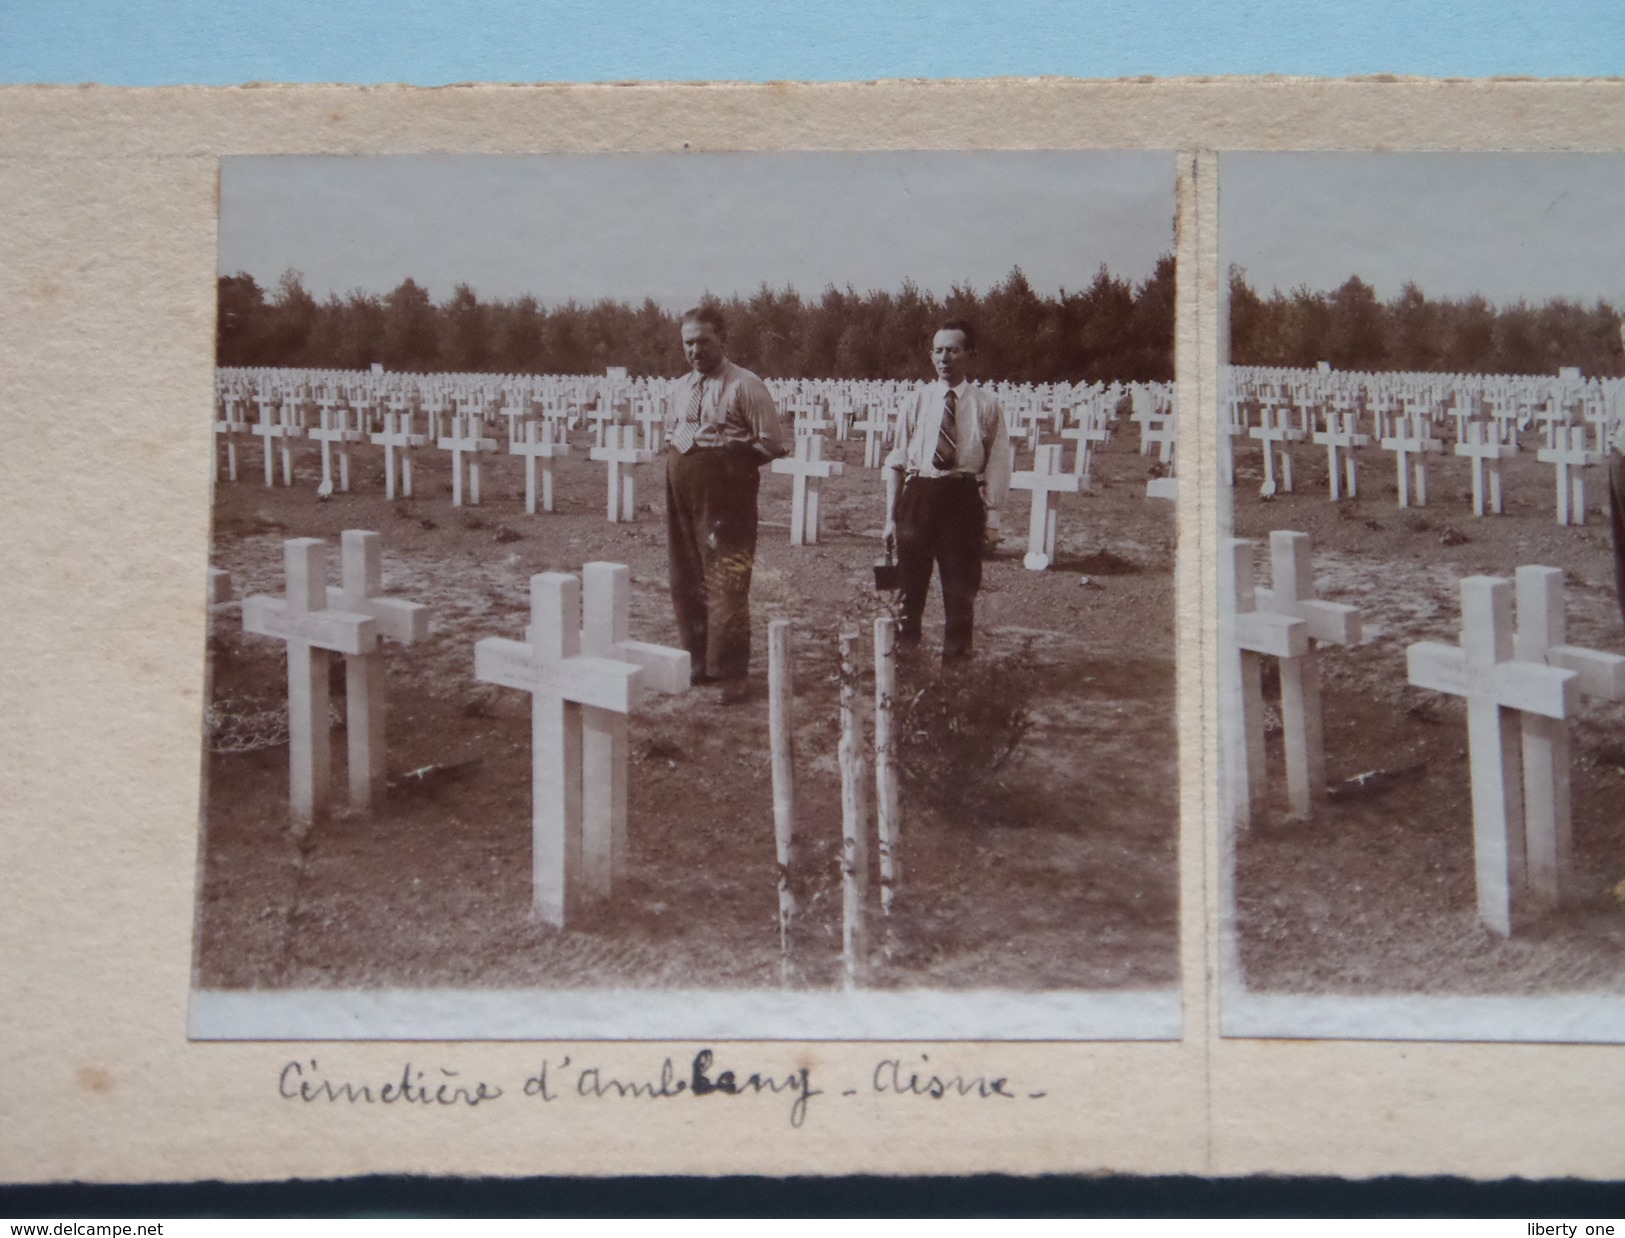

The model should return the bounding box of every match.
[219,151,1175,307]
[1221,152,1625,308]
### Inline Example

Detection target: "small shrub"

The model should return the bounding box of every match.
[893,644,1039,829]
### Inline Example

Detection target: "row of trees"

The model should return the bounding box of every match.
[1229,269,1625,376]
[216,261,1177,384]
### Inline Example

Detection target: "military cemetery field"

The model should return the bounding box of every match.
[196,389,1179,994]
[1228,386,1625,997]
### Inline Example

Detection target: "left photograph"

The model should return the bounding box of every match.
[190,151,1182,1040]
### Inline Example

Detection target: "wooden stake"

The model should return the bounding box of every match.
[873,617,901,917]
[768,620,798,958]
[838,628,870,987]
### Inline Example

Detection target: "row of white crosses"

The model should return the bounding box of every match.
[1227,366,1618,524]
[222,368,1168,565]
[239,531,687,926]
[1222,527,1624,937]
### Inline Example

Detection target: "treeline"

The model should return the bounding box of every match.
[216,260,1176,384]
[1230,269,1625,376]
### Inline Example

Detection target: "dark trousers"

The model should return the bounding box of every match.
[666,446,760,680]
[1611,453,1625,629]
[896,474,985,661]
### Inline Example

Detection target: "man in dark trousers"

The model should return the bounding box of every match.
[882,320,1011,662]
[664,306,787,699]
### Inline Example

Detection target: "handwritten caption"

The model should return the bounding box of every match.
[277,1048,1047,1129]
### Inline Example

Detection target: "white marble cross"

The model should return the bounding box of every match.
[586,401,621,449]
[1453,420,1515,516]
[251,397,301,488]
[214,398,249,483]
[1406,576,1579,935]
[1512,565,1625,904]
[371,411,426,500]
[322,530,430,813]
[576,563,690,897]
[307,405,364,495]
[474,572,643,927]
[1009,444,1081,571]
[437,411,499,507]
[1254,531,1362,818]
[1378,412,1444,509]
[770,433,845,545]
[634,401,666,454]
[793,404,833,437]
[852,407,892,469]
[1061,410,1111,482]
[242,538,378,826]
[589,424,654,523]
[1249,405,1303,497]
[1312,412,1371,501]
[511,418,572,515]
[1220,538,1309,829]
[1536,425,1602,526]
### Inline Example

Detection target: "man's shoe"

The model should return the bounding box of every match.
[719,678,752,706]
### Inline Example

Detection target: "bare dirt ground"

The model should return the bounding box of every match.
[1229,428,1625,996]
[196,412,1179,994]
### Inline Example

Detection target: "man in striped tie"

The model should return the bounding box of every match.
[882,320,1011,663]
[665,306,788,701]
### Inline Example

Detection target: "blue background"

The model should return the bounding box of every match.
[3,0,1622,84]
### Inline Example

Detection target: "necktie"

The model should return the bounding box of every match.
[670,378,704,454]
[932,388,958,471]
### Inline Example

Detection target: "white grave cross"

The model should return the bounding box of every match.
[214,398,248,482]
[1512,565,1625,904]
[251,397,301,488]
[1378,409,1443,506]
[1220,538,1309,829]
[1249,406,1302,496]
[1406,577,1579,935]
[323,530,430,813]
[1009,444,1081,571]
[770,433,845,545]
[474,573,643,927]
[1254,530,1361,817]
[307,405,364,495]
[577,563,691,897]
[1312,412,1371,501]
[1536,426,1602,526]
[437,412,499,507]
[1452,420,1514,516]
[511,419,572,515]
[588,424,654,523]
[371,411,427,500]
[242,538,377,826]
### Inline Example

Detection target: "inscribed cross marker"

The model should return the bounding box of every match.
[1254,531,1361,817]
[589,424,654,522]
[1220,538,1308,829]
[474,573,642,927]
[323,530,430,813]
[242,538,377,826]
[511,419,572,514]
[1406,577,1578,935]
[1009,444,1080,571]
[1452,421,1514,516]
[771,433,844,545]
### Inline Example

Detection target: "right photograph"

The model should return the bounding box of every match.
[1217,152,1625,1041]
